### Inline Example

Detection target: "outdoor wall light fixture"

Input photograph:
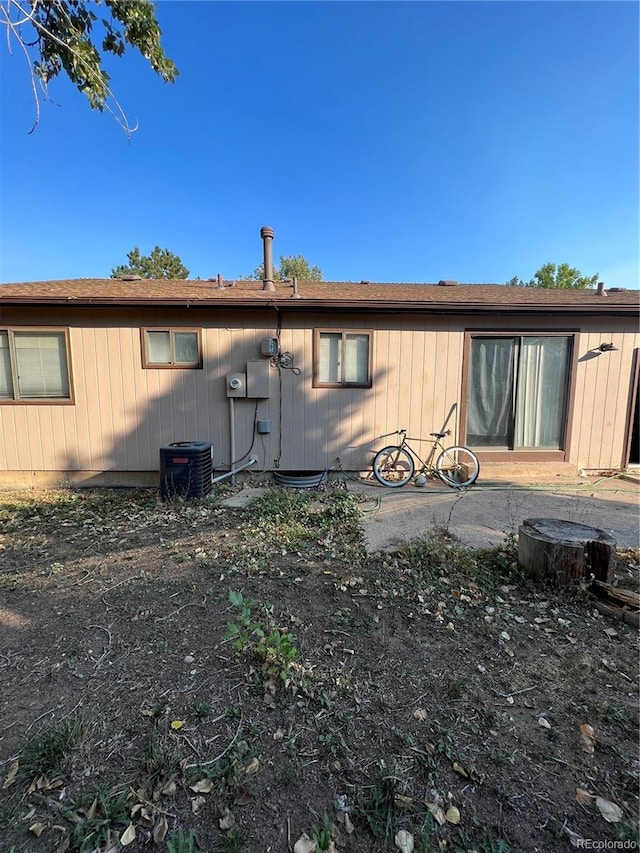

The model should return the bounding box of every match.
[597,342,618,352]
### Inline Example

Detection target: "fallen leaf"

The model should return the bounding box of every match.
[191,796,206,814]
[452,762,468,778]
[170,720,184,730]
[161,780,177,797]
[425,802,446,825]
[395,828,415,852]
[27,774,49,793]
[344,812,354,834]
[576,788,595,806]
[538,716,551,730]
[413,708,427,721]
[82,797,97,820]
[120,823,136,846]
[55,836,71,853]
[293,833,316,853]
[596,797,623,823]
[445,806,461,825]
[153,815,168,844]
[579,723,597,755]
[394,794,414,809]
[219,807,235,830]
[2,761,19,789]
[245,757,260,777]
[29,822,46,837]
[273,728,284,741]
[603,627,618,638]
[190,779,214,793]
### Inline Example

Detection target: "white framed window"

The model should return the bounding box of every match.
[0,329,72,402]
[313,329,372,388]
[141,329,202,368]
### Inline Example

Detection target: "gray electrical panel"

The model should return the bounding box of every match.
[247,361,271,398]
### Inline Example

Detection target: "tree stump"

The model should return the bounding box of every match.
[518,518,616,589]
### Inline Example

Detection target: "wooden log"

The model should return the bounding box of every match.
[588,596,640,628]
[518,518,616,589]
[591,580,640,610]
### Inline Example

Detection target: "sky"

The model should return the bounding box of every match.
[0,1,638,286]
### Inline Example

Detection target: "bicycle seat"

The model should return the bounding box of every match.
[430,432,448,439]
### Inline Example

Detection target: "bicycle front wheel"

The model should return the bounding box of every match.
[436,446,480,488]
[372,445,415,487]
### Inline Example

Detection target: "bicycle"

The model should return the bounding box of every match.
[372,429,480,489]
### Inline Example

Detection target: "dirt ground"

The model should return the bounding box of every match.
[0,483,638,853]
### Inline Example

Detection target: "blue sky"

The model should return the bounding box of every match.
[1,1,638,285]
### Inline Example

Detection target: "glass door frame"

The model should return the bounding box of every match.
[459,329,579,462]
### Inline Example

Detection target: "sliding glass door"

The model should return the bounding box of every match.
[467,336,571,450]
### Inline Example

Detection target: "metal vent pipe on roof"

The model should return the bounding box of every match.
[596,281,607,297]
[438,279,458,287]
[260,226,276,292]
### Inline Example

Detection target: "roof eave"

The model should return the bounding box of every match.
[0,296,637,315]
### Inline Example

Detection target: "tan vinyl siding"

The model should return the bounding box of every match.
[0,305,638,482]
[570,323,640,470]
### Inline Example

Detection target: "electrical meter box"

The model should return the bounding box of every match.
[226,373,246,398]
[261,337,279,357]
[247,361,271,398]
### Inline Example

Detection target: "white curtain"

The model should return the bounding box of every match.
[147,331,171,364]
[318,333,341,383]
[514,337,569,448]
[344,334,369,384]
[467,338,516,447]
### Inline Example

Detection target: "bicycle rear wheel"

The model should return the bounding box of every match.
[436,446,479,488]
[372,445,415,487]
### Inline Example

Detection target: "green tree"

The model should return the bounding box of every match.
[2,0,178,132]
[244,254,323,281]
[505,275,526,287]
[111,247,189,280]
[525,263,598,289]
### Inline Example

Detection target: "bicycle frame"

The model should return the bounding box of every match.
[396,431,447,475]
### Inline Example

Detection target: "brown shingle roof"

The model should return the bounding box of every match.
[0,278,638,314]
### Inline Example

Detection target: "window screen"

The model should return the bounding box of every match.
[14,332,70,399]
[316,331,371,387]
[144,330,201,367]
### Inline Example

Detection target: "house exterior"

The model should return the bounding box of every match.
[0,277,638,488]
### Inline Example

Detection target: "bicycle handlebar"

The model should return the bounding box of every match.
[382,427,451,440]
[398,427,451,440]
